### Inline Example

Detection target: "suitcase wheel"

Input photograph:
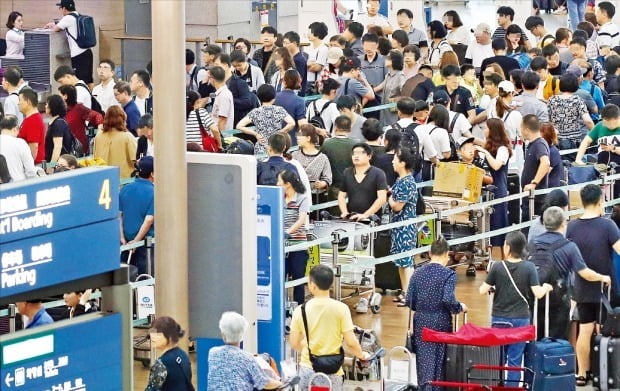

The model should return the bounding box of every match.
[370,293,382,314]
[466,265,477,277]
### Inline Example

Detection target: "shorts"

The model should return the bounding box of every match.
[298,366,344,391]
[71,49,94,84]
[576,302,605,324]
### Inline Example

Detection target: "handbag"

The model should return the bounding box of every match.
[301,303,344,374]
[195,109,219,152]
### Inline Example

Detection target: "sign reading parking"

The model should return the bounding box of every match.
[0,313,122,390]
[0,167,119,298]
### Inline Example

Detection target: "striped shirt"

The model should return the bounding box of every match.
[185,108,216,144]
[285,193,309,245]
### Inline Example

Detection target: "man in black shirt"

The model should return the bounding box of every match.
[542,44,568,76]
[213,53,257,127]
[433,65,476,121]
[479,39,521,85]
[338,143,388,220]
[521,114,550,221]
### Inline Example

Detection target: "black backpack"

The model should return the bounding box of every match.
[429,126,458,162]
[391,122,422,175]
[66,13,97,49]
[529,237,570,305]
[75,82,105,115]
[308,101,334,132]
[0,39,6,56]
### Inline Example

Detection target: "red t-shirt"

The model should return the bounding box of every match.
[19,113,46,164]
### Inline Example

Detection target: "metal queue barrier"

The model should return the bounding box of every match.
[284,170,620,291]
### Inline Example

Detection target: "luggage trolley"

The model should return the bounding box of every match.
[311,213,382,313]
[423,194,493,276]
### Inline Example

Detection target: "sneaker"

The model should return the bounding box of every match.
[553,6,567,14]
[356,298,369,313]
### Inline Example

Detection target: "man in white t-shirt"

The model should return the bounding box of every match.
[465,23,494,74]
[92,59,119,113]
[306,22,329,95]
[0,115,37,182]
[54,65,92,109]
[44,0,93,85]
[355,0,393,34]
[1,66,28,125]
[596,2,620,56]
[306,78,340,136]
[210,66,235,135]
[130,70,153,117]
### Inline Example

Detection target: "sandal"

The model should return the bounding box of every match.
[397,300,409,307]
[393,294,405,303]
[576,376,587,387]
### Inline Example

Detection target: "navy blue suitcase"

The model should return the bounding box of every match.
[524,293,576,390]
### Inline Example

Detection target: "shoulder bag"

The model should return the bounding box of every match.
[501,261,529,309]
[301,303,344,374]
[194,109,219,152]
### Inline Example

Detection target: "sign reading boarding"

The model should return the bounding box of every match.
[0,167,119,298]
[0,313,122,390]
[0,167,119,243]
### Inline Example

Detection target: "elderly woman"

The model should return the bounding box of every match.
[207,312,282,390]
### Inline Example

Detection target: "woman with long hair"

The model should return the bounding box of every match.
[487,80,524,175]
[505,24,528,54]
[292,124,332,208]
[475,118,513,258]
[278,169,309,306]
[540,122,565,188]
[433,51,460,85]
[270,47,296,93]
[93,105,137,179]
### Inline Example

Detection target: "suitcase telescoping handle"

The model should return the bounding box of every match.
[454,309,468,332]
[600,281,611,326]
[533,291,550,338]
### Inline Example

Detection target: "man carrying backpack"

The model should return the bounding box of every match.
[531,206,611,340]
[388,98,438,180]
[45,0,95,87]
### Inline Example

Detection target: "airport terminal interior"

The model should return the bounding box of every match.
[1,0,620,390]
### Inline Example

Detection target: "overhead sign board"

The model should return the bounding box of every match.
[0,167,119,244]
[0,313,122,391]
[0,167,120,298]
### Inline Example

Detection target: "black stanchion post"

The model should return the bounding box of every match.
[8,304,16,333]
[331,231,341,301]
[529,188,536,221]
[436,210,442,238]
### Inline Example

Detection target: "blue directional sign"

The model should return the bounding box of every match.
[0,167,120,298]
[256,186,285,367]
[0,219,119,298]
[0,167,119,244]
[0,313,122,391]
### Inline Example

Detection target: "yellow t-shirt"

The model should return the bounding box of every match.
[290,297,354,375]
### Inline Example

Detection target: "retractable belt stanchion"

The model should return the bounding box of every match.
[529,188,536,221]
[331,231,342,301]
[7,304,16,333]
[436,210,443,237]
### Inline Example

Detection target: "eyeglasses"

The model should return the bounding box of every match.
[235,45,246,50]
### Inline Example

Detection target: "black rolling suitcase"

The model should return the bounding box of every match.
[591,286,620,390]
[374,232,402,292]
[507,173,521,225]
[444,313,503,385]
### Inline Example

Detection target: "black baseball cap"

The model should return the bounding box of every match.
[432,90,450,105]
[56,0,75,8]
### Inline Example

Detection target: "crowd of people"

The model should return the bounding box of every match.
[2,0,620,389]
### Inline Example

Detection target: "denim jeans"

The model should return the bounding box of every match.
[492,316,531,385]
[567,0,586,32]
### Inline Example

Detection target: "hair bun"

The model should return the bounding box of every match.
[177,324,185,338]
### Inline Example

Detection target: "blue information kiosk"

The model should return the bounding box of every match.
[0,167,134,390]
